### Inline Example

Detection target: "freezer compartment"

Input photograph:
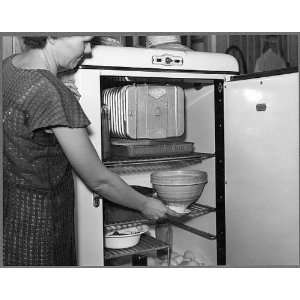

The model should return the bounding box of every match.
[100,76,215,165]
[103,84,185,139]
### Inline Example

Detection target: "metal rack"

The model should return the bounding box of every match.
[104,235,170,261]
[104,203,216,264]
[104,203,215,232]
[101,83,223,264]
[104,152,214,174]
[159,204,216,240]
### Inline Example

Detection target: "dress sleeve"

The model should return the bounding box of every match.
[26,74,91,133]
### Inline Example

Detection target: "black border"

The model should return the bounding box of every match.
[1,33,299,269]
[0,36,3,267]
[79,65,239,75]
[214,80,226,265]
[230,66,298,81]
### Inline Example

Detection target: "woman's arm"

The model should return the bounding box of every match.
[52,126,167,219]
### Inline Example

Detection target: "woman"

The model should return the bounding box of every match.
[3,36,171,266]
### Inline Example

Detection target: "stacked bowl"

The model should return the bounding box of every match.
[151,170,208,213]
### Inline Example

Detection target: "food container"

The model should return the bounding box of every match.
[104,226,148,249]
[151,170,208,213]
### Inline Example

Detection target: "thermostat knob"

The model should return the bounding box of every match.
[165,57,172,64]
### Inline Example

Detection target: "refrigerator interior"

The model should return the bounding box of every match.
[99,75,218,266]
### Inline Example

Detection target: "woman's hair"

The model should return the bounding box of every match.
[22,36,48,49]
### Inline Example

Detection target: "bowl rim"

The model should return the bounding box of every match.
[152,181,207,186]
[105,230,147,238]
[151,170,207,176]
[151,170,208,183]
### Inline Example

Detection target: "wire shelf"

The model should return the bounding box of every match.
[105,218,154,232]
[158,203,217,240]
[104,152,215,174]
[177,203,216,220]
[104,203,215,232]
[104,234,170,260]
[104,203,216,263]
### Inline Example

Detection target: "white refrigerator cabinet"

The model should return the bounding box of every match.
[224,71,299,266]
[72,45,298,267]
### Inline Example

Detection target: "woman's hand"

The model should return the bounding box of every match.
[141,197,168,220]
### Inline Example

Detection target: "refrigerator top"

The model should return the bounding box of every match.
[80,45,239,74]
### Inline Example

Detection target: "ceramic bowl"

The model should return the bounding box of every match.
[151,170,208,213]
[104,227,147,249]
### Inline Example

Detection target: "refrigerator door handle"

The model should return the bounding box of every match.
[93,193,101,208]
[256,103,267,111]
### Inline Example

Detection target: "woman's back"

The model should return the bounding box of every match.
[3,55,89,266]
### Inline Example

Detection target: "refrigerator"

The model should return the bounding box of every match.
[70,45,299,266]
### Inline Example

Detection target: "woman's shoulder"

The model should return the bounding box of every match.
[3,55,60,94]
[2,55,12,65]
[36,69,76,101]
[4,54,71,95]
[3,55,18,75]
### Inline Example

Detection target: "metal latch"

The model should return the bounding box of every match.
[256,103,267,111]
[152,54,183,66]
[93,193,101,208]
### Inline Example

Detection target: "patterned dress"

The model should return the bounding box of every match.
[3,56,90,266]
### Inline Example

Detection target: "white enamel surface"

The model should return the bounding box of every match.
[185,85,215,153]
[224,72,299,266]
[73,69,104,266]
[81,46,239,73]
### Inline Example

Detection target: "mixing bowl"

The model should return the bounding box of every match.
[150,170,208,213]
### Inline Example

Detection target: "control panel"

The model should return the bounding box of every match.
[152,54,184,66]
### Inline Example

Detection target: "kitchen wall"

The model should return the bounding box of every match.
[2,36,23,59]
[220,34,298,73]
